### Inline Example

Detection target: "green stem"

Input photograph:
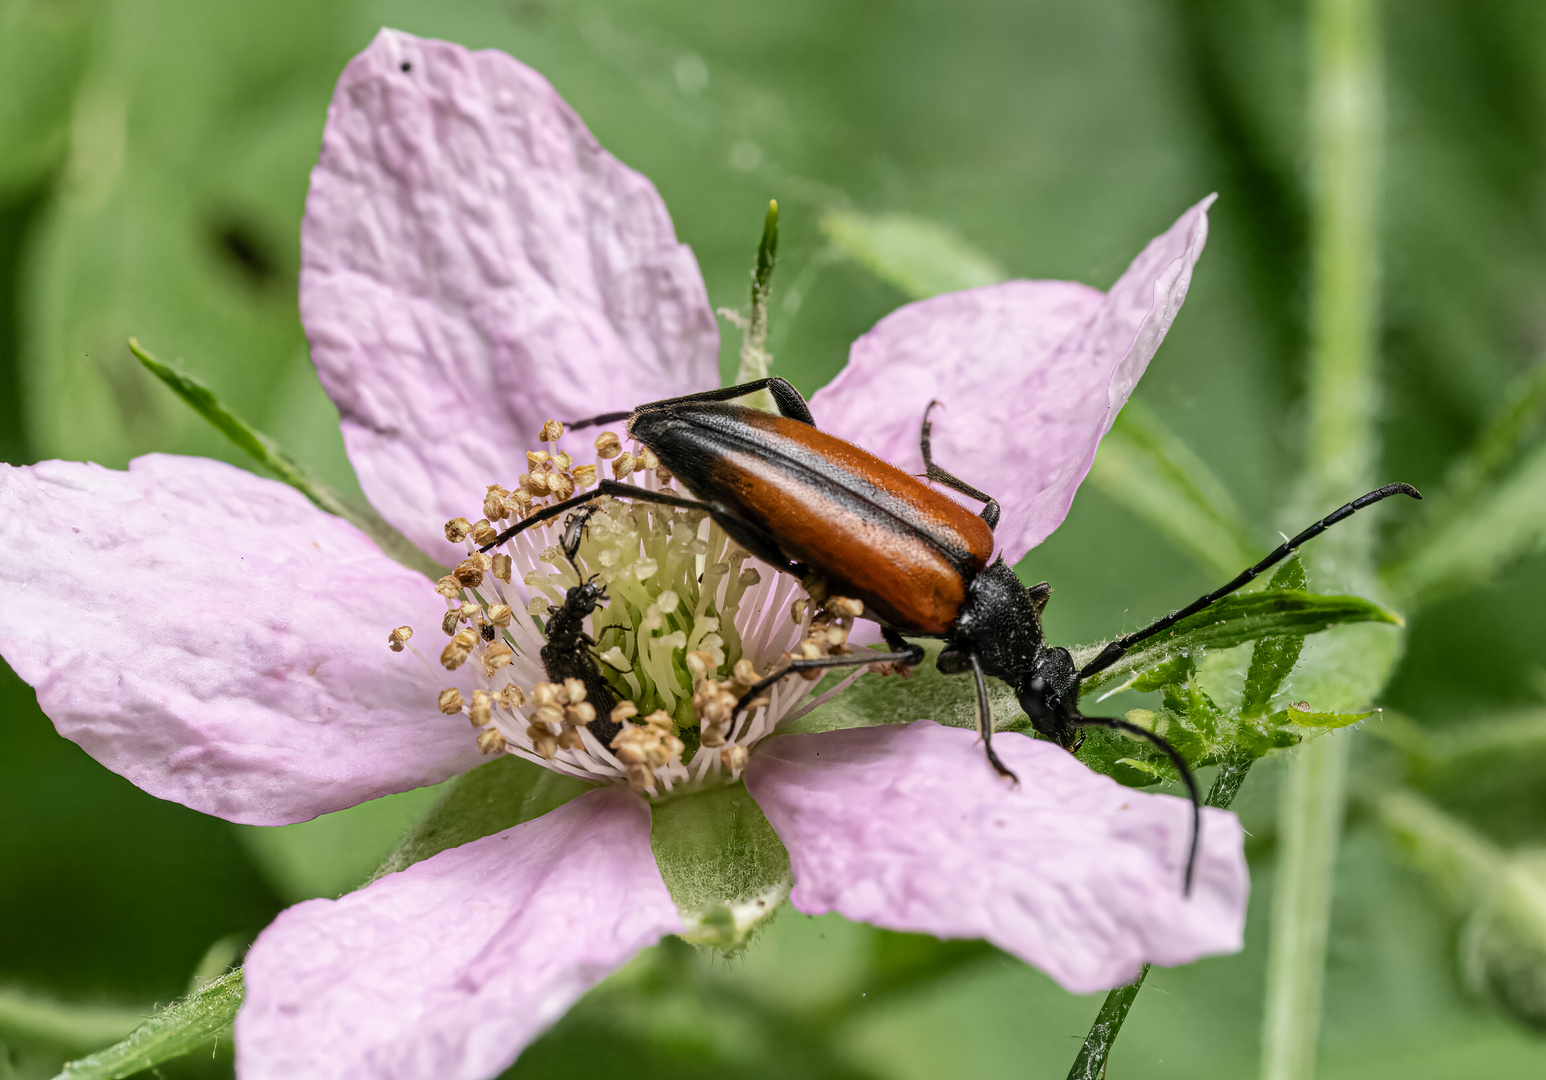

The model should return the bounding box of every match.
[1261,3,1383,1079]
[1066,965,1150,1080]
[733,200,779,411]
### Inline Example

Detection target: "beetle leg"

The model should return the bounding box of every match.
[564,376,816,431]
[731,647,921,716]
[881,627,925,667]
[482,481,791,574]
[1070,716,1202,896]
[968,654,1018,783]
[919,401,1001,530]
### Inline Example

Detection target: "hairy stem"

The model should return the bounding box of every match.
[1262,2,1383,1079]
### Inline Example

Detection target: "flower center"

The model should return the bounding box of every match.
[391,420,863,796]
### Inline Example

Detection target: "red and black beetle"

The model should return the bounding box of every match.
[485,377,1419,890]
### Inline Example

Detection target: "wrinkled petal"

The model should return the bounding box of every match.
[302,29,719,563]
[0,455,479,825]
[812,196,1214,564]
[237,788,680,1080]
[745,720,1247,994]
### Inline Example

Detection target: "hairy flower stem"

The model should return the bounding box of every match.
[1262,2,1383,1079]
[1065,761,1254,1079]
[733,200,780,412]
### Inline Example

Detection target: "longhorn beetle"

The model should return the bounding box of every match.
[484,378,1420,891]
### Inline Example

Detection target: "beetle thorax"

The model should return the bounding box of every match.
[948,557,1048,683]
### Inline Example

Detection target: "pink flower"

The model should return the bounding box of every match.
[0,29,1246,1080]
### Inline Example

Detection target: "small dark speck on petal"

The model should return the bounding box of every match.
[400,60,412,72]
[72,527,81,533]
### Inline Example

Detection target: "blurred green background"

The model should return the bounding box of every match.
[3,0,1546,1077]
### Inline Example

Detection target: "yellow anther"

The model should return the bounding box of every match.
[571,464,598,490]
[826,596,865,618]
[554,450,574,471]
[435,575,462,599]
[477,728,507,754]
[539,419,565,442]
[685,650,713,683]
[638,447,659,472]
[526,450,552,469]
[453,558,483,588]
[441,609,461,636]
[532,682,563,707]
[483,489,510,521]
[610,701,639,724]
[388,626,413,652]
[566,701,597,726]
[625,762,655,794]
[437,688,463,714]
[562,677,587,703]
[721,745,749,773]
[469,689,492,727]
[612,451,636,479]
[558,728,585,750]
[487,603,513,627]
[444,517,472,543]
[491,553,512,583]
[594,431,622,459]
[549,473,576,500]
[471,520,498,546]
[482,642,514,676]
[497,686,526,711]
[655,466,674,483]
[440,628,477,670]
[529,727,559,760]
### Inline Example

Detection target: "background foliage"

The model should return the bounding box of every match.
[2,0,1545,1077]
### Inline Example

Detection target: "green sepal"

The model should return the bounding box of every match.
[371,755,593,881]
[1076,589,1400,696]
[649,783,791,954]
[52,970,243,1080]
[129,339,443,579]
[1268,707,1371,730]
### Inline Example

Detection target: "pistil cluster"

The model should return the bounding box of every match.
[388,420,870,795]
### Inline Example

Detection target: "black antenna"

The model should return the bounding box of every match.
[1079,483,1421,681]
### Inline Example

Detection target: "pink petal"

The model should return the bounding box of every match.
[744,720,1247,994]
[302,29,719,562]
[811,196,1214,564]
[236,787,680,1080]
[0,455,481,825]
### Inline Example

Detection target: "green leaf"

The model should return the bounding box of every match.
[371,755,592,882]
[782,639,1026,737]
[650,783,790,953]
[1086,401,1260,579]
[1076,589,1401,696]
[53,969,243,1080]
[1384,439,1546,604]
[1268,707,1371,729]
[1240,558,1311,716]
[130,339,443,579]
[820,209,1005,300]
